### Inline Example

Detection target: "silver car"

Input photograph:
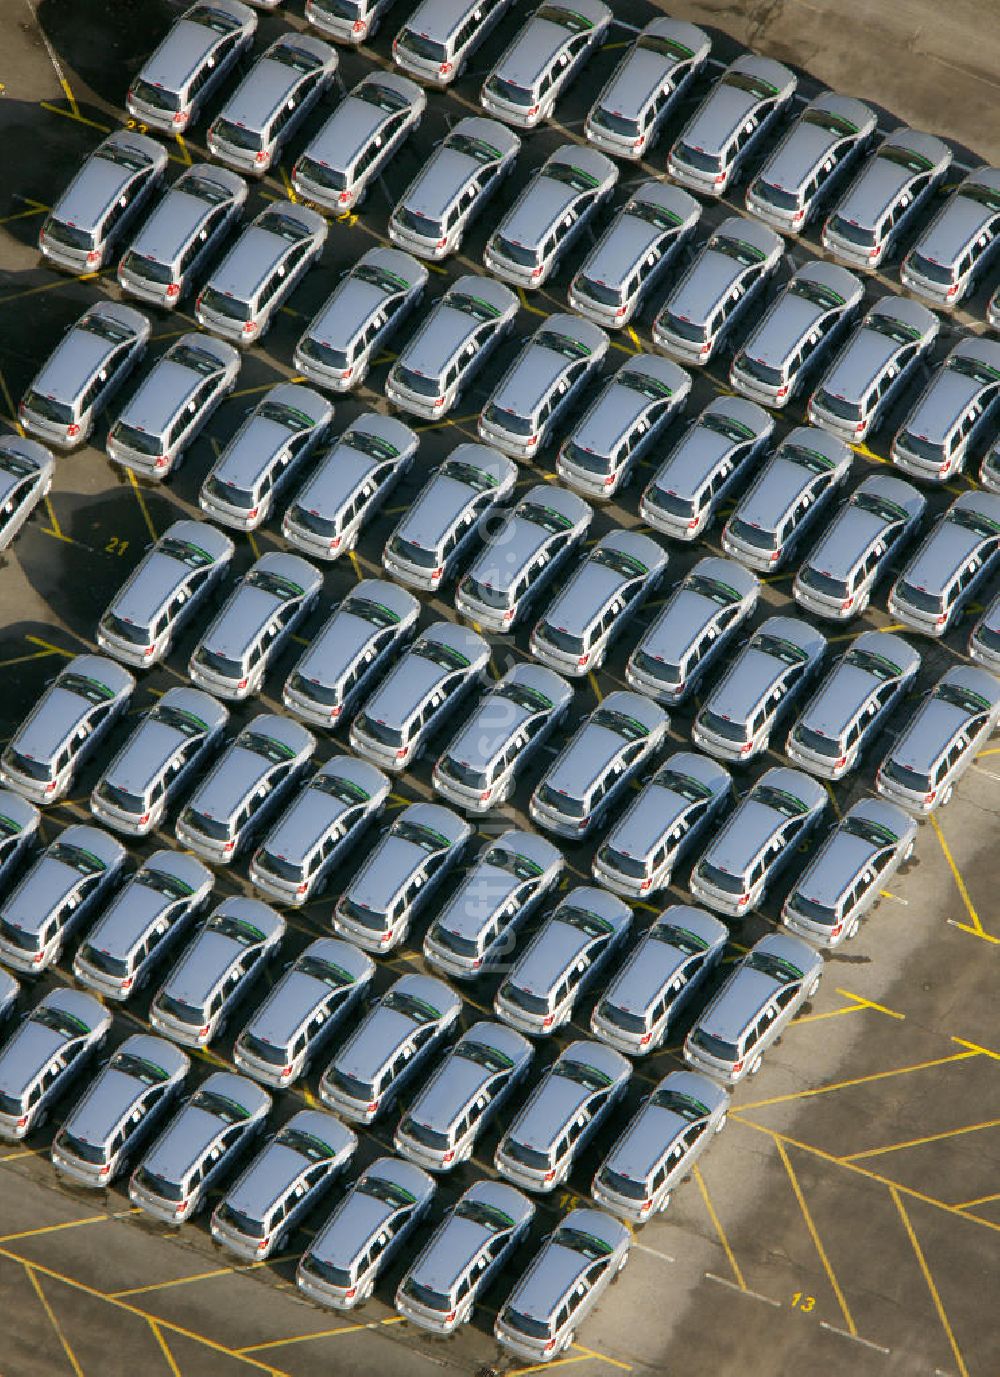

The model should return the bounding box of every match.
[495,887,632,1038]
[793,473,925,621]
[568,182,701,331]
[106,332,240,480]
[0,988,111,1141]
[292,246,427,392]
[720,427,853,572]
[188,552,322,701]
[592,753,732,899]
[484,145,617,290]
[455,484,592,634]
[0,825,125,975]
[96,519,235,667]
[332,802,471,952]
[480,0,611,128]
[396,1181,535,1333]
[297,1156,435,1309]
[282,579,419,729]
[117,163,247,309]
[807,293,939,444]
[890,336,1000,484]
[149,898,285,1048]
[745,92,877,234]
[693,617,827,765]
[530,529,668,677]
[667,54,796,196]
[0,438,54,555]
[969,591,1000,674]
[591,906,728,1057]
[585,18,711,161]
[350,621,489,773]
[625,556,759,705]
[423,830,564,980]
[555,355,691,500]
[395,1022,534,1172]
[787,630,921,780]
[395,0,516,87]
[318,975,462,1124]
[683,933,822,1083]
[888,490,1000,637]
[198,384,333,531]
[479,314,609,461]
[385,275,518,420]
[690,768,827,917]
[592,1071,728,1223]
[901,166,1000,306]
[175,714,315,864]
[782,798,917,946]
[822,127,952,270]
[729,261,864,408]
[639,396,774,541]
[383,443,517,591]
[875,665,1000,814]
[388,115,520,260]
[233,938,374,1087]
[1,655,135,805]
[292,71,425,212]
[652,215,783,366]
[0,791,41,893]
[304,0,396,45]
[283,414,417,561]
[19,300,150,450]
[212,1110,356,1261]
[206,32,337,177]
[495,1207,630,1362]
[72,851,213,1001]
[126,0,257,134]
[249,755,388,906]
[495,1041,630,1194]
[39,130,167,274]
[196,203,328,348]
[529,690,669,839]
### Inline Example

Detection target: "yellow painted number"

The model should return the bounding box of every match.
[105,536,129,556]
[125,117,148,134]
[791,1292,816,1312]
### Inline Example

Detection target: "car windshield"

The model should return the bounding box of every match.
[868,314,921,346]
[137,867,196,900]
[934,682,993,716]
[844,647,902,681]
[790,279,848,312]
[447,132,504,164]
[826,215,876,247]
[592,707,651,741]
[352,263,410,295]
[843,815,900,847]
[878,144,935,173]
[246,569,304,600]
[208,913,267,946]
[518,502,573,534]
[187,4,242,32]
[948,354,1000,387]
[257,210,310,242]
[712,235,768,266]
[50,843,107,875]
[553,1226,614,1259]
[950,507,1000,540]
[654,923,711,956]
[651,1088,711,1120]
[212,118,263,152]
[656,769,714,803]
[189,1088,251,1123]
[158,536,217,570]
[746,951,805,983]
[559,906,613,939]
[751,784,809,816]
[724,69,779,98]
[440,459,499,493]
[341,595,402,629]
[535,329,591,360]
[449,292,502,323]
[553,1059,613,1091]
[412,638,471,672]
[751,633,808,665]
[392,821,450,854]
[32,1005,92,1039]
[151,703,211,739]
[686,575,741,608]
[382,990,441,1023]
[240,731,297,764]
[853,491,908,525]
[456,1040,515,1074]
[111,1052,171,1084]
[537,3,596,30]
[271,40,324,72]
[592,547,649,579]
[484,846,544,881]
[59,672,117,705]
[702,414,756,444]
[358,1174,418,1209]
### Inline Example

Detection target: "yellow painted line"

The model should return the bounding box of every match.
[627,327,642,353]
[1,272,108,306]
[572,1343,633,1372]
[516,286,548,318]
[929,813,984,936]
[588,672,603,702]
[850,441,885,463]
[126,469,159,543]
[58,77,80,117]
[833,988,905,1020]
[890,1187,970,1377]
[792,1002,869,1026]
[0,1146,46,1161]
[279,165,297,202]
[953,1191,1000,1211]
[0,1244,288,1376]
[27,1264,86,1376]
[0,1209,139,1244]
[735,1048,980,1112]
[876,623,906,634]
[248,531,261,560]
[0,202,49,226]
[24,635,76,659]
[508,1355,593,1376]
[149,1319,182,1377]
[692,1163,746,1290]
[229,381,289,402]
[950,1036,1000,1062]
[413,412,482,432]
[348,551,362,579]
[174,135,192,166]
[775,1138,856,1336]
[111,1255,283,1299]
[0,648,61,670]
[39,101,111,133]
[950,921,1000,946]
[823,780,841,820]
[841,1116,1000,1163]
[239,1317,405,1353]
[978,745,1000,757]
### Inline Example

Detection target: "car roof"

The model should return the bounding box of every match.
[805,474,925,575]
[744,264,863,367]
[605,1071,728,1178]
[337,977,459,1080]
[839,127,952,223]
[761,92,875,190]
[513,890,630,995]
[904,493,1000,589]
[904,350,999,443]
[608,906,728,1013]
[542,531,665,634]
[401,278,516,376]
[595,19,709,119]
[54,132,163,230]
[803,631,920,735]
[364,624,487,723]
[572,357,689,453]
[132,163,245,260]
[582,188,699,286]
[34,317,129,402]
[312,1156,432,1260]
[399,118,518,215]
[15,656,133,763]
[700,933,818,1041]
[410,1023,531,1129]
[219,35,332,130]
[609,753,729,857]
[795,799,913,907]
[67,1035,188,1141]
[143,0,255,86]
[733,432,850,528]
[669,219,781,322]
[492,1,610,87]
[544,694,663,798]
[913,167,1000,263]
[412,1180,533,1290]
[707,769,825,872]
[86,852,211,957]
[145,1073,270,1179]
[682,53,795,151]
[225,1111,354,1217]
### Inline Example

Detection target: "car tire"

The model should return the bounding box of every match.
[845,916,860,941]
[903,840,915,863]
[940,783,954,808]
[806,976,820,999]
[749,1054,763,1076]
[715,1112,727,1134]
[658,1191,672,1213]
[617,1250,629,1274]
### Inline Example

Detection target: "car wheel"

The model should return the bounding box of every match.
[658,1191,672,1214]
[903,840,915,863]
[939,783,953,808]
[806,976,820,999]
[617,1249,629,1273]
[715,1112,727,1134]
[749,1054,763,1076]
[845,916,860,941]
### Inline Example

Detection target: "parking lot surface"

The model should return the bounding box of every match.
[1,2,999,1377]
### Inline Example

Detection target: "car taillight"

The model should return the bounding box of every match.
[935,614,947,626]
[223,841,235,854]
[328,536,341,549]
[353,18,366,33]
[528,105,539,116]
[98,1164,111,1177]
[86,250,101,266]
[640,878,651,892]
[714,173,726,185]
[154,456,169,469]
[528,435,538,447]
[142,643,157,658]
[479,789,491,802]
[366,1100,379,1113]
[545,1339,557,1352]
[256,1236,271,1250]
[544,1169,556,1182]
[67,423,80,438]
[639,1032,652,1045]
[237,678,248,690]
[687,517,699,529]
[436,237,448,249]
[196,294,203,310]
[640,1199,653,1213]
[834,755,847,769]
[254,151,268,165]
[439,62,452,75]
[946,283,959,298]
[937,459,950,474]
[577,816,590,831]
[855,421,865,435]
[830,922,843,937]
[432,566,444,580]
[329,705,342,719]
[531,267,542,279]
[442,1151,455,1164]
[32,953,44,964]
[792,210,805,225]
[120,977,133,991]
[632,137,644,149]
[542,1015,554,1028]
[740,742,753,755]
[700,342,712,356]
[172,111,186,126]
[296,883,308,895]
[732,1059,744,1074]
[199,1025,210,1036]
[924,790,937,805]
[247,507,258,519]
[138,813,150,826]
[340,368,353,380]
[433,397,445,408]
[769,549,781,562]
[242,321,257,335]
[281,1064,294,1078]
[868,244,882,260]
[15,1116,27,1129]
[175,1199,188,1216]
[162,281,180,299]
[577,654,589,666]
[840,597,854,611]
[776,385,789,399]
[44,781,57,794]
[380,931,393,944]
[502,608,515,623]
[603,474,616,488]
[737,894,749,906]
[615,305,627,317]
[338,191,352,204]
[395,747,408,759]
[345,1286,357,1299]
[471,957,482,969]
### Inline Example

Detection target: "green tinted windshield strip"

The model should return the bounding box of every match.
[147,870,194,895]
[70,676,115,700]
[708,580,742,601]
[786,444,835,468]
[0,814,22,832]
[464,295,502,318]
[630,374,674,396]
[857,820,900,845]
[141,1060,170,1081]
[718,418,755,439]
[179,543,214,563]
[880,316,921,340]
[171,709,210,732]
[67,848,106,870]
[513,854,544,876]
[670,926,710,950]
[232,921,266,943]
[566,166,599,187]
[326,777,370,801]
[263,738,296,760]
[295,1132,337,1158]
[58,1012,90,1036]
